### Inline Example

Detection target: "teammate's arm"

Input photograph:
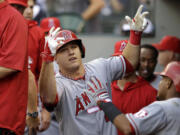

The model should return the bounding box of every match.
[99,102,133,135]
[122,5,148,70]
[26,70,39,129]
[81,0,105,21]
[0,66,17,79]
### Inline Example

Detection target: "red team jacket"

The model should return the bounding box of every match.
[0,1,28,135]
[27,20,45,81]
[111,76,157,135]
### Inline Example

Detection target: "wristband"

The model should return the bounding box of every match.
[129,30,142,45]
[41,42,55,62]
[42,94,59,112]
[27,111,38,118]
[41,52,54,63]
[99,102,122,123]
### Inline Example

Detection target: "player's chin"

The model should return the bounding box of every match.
[68,63,80,70]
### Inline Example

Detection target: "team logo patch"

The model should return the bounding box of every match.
[62,31,72,40]
[48,19,55,28]
[134,109,148,118]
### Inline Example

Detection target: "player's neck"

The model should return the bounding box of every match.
[145,74,156,82]
[60,64,85,80]
[117,73,137,90]
[166,91,180,100]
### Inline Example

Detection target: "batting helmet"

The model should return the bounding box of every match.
[112,40,128,56]
[40,17,61,33]
[56,30,85,58]
[161,61,180,92]
[7,0,27,7]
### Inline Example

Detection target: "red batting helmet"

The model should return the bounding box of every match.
[56,30,85,58]
[40,17,61,33]
[7,0,27,7]
[112,40,128,56]
[161,61,180,92]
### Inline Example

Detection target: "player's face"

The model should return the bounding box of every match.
[138,48,157,80]
[55,43,82,72]
[157,76,172,100]
[23,0,34,20]
[158,50,172,67]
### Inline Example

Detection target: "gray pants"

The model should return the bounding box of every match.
[37,120,60,135]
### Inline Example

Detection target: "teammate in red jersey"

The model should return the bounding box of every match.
[0,0,28,134]
[8,0,44,131]
[23,0,52,132]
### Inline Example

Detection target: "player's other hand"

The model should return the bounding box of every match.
[38,108,51,132]
[86,76,111,105]
[26,114,40,129]
[125,5,149,31]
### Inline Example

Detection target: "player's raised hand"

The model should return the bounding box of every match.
[46,27,65,56]
[125,5,148,31]
[86,76,111,104]
[42,27,65,62]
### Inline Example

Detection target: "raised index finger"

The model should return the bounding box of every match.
[134,5,143,18]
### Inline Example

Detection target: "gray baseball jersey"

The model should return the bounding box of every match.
[55,56,126,135]
[126,98,180,135]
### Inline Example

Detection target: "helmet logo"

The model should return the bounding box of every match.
[62,31,72,40]
[119,41,127,52]
[48,19,55,28]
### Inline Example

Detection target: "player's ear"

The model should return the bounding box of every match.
[166,77,173,90]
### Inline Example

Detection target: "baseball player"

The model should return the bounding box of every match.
[86,61,180,135]
[7,0,43,131]
[39,5,148,135]
[137,44,162,90]
[111,41,157,135]
[23,0,55,133]
[153,36,180,70]
[0,0,28,134]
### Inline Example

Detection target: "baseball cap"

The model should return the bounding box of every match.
[55,29,85,58]
[161,61,180,92]
[153,36,180,54]
[40,17,61,33]
[7,0,27,7]
[112,40,128,56]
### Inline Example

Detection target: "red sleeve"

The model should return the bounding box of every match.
[130,123,136,135]
[123,57,134,74]
[0,15,28,71]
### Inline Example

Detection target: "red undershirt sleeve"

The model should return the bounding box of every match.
[123,56,134,74]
